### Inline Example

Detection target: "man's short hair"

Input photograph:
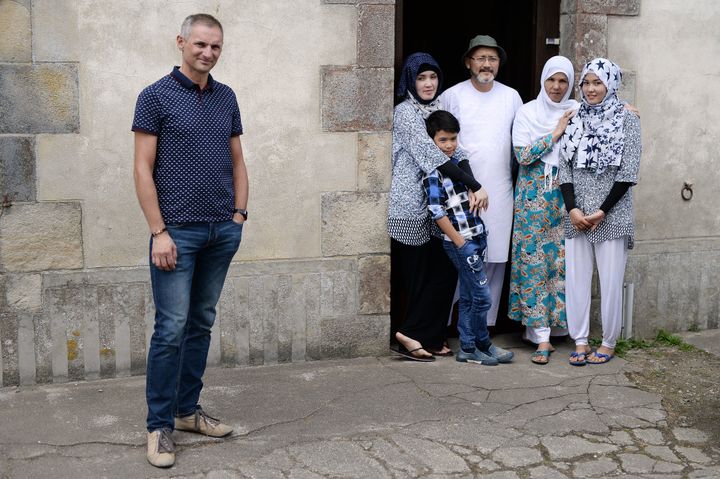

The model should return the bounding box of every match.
[180,13,223,39]
[426,110,460,138]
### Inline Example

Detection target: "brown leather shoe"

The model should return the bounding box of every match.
[146,428,175,468]
[174,406,233,437]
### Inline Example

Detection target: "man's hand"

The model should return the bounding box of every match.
[624,103,640,117]
[584,210,606,231]
[151,233,177,271]
[469,187,489,214]
[569,208,592,231]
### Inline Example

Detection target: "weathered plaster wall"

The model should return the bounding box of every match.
[608,0,720,241]
[0,0,394,386]
[561,0,720,336]
[607,1,720,335]
[33,0,358,266]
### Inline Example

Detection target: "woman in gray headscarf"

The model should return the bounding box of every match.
[389,52,487,361]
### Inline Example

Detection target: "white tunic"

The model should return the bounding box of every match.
[440,80,523,263]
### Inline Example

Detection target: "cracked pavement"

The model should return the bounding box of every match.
[1,334,719,478]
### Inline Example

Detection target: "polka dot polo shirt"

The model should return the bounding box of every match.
[132,66,243,224]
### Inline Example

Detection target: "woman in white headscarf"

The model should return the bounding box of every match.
[558,58,642,366]
[509,56,577,364]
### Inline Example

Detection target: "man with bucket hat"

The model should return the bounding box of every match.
[440,35,523,329]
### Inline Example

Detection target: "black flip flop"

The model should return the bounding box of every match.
[391,345,435,362]
[430,350,454,357]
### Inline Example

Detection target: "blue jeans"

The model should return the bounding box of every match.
[442,236,492,352]
[146,220,242,432]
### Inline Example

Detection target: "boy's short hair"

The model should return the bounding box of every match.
[425,110,460,138]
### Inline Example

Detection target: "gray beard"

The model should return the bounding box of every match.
[474,72,495,84]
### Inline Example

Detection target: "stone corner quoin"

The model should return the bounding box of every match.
[320,66,394,132]
[0,63,80,134]
[0,202,83,272]
[579,0,640,16]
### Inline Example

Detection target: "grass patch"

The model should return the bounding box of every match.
[655,329,684,346]
[589,329,695,357]
[655,329,697,351]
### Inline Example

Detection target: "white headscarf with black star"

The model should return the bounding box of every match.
[560,58,626,173]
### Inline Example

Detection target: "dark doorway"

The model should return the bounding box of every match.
[391,0,561,338]
[394,0,561,103]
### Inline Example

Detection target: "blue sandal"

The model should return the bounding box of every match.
[569,351,587,366]
[587,351,614,364]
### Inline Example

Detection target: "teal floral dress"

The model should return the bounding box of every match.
[508,134,567,329]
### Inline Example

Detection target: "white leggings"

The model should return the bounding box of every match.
[524,326,569,344]
[484,262,505,327]
[565,236,628,349]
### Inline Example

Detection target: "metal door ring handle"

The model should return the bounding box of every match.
[681,183,693,201]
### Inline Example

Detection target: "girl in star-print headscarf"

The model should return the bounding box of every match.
[558,58,642,366]
[562,58,627,174]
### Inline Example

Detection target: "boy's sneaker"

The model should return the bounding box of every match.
[456,348,499,366]
[147,428,175,468]
[485,344,514,363]
[175,406,233,437]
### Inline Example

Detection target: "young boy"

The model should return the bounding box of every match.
[423,110,514,366]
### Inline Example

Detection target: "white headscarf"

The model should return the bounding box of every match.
[560,58,626,173]
[512,56,578,188]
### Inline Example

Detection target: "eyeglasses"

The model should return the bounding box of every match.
[469,56,499,64]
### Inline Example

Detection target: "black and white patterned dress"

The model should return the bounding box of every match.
[388,100,462,245]
[558,110,642,248]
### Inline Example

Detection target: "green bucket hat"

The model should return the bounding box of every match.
[462,35,507,66]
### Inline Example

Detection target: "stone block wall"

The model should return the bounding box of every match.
[0,0,85,386]
[560,0,640,78]
[6,0,715,386]
[1,258,392,385]
[0,0,394,386]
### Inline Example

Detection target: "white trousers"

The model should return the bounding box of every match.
[565,236,628,349]
[448,281,460,326]
[484,262,506,327]
[523,326,569,344]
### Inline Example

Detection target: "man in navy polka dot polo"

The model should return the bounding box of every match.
[132,13,249,468]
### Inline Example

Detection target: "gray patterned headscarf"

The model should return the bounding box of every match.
[561,58,626,173]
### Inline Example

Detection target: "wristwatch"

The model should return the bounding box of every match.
[233,208,248,221]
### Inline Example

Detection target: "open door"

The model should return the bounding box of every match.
[391,0,561,338]
[395,0,560,102]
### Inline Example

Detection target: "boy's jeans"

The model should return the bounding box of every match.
[146,220,242,432]
[442,236,492,352]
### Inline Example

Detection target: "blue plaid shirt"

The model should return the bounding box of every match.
[423,156,486,241]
